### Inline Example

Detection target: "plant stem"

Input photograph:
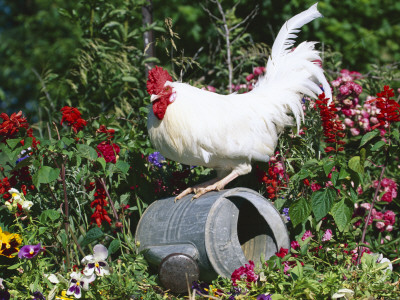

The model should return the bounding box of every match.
[53,122,71,270]
[69,225,86,258]
[99,177,119,223]
[357,152,388,265]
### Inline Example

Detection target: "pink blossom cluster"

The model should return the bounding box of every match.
[332,69,387,136]
[231,260,258,286]
[230,66,266,93]
[373,178,398,202]
[353,202,396,232]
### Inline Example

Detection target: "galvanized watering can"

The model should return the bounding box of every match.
[135,187,289,292]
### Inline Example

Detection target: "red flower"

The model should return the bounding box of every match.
[315,93,345,153]
[96,142,120,163]
[60,106,87,133]
[86,181,112,227]
[96,125,115,140]
[0,111,30,143]
[368,85,400,131]
[231,260,258,286]
[275,247,289,258]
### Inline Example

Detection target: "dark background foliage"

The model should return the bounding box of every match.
[1,0,399,119]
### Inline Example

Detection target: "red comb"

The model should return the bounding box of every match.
[146,66,172,95]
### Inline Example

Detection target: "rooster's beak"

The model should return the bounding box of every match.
[150,94,160,102]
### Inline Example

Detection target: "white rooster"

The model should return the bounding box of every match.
[146,3,332,200]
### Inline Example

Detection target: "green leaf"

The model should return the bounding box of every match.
[81,227,104,247]
[331,199,352,232]
[122,76,139,84]
[116,160,130,174]
[359,130,379,147]
[289,197,311,227]
[77,144,98,160]
[61,137,75,146]
[289,261,304,280]
[108,239,121,255]
[40,209,61,223]
[97,157,106,172]
[311,188,336,221]
[33,166,60,189]
[338,168,350,180]
[6,138,22,149]
[391,129,399,141]
[8,262,24,270]
[38,227,48,235]
[323,160,335,176]
[371,140,386,151]
[348,156,364,174]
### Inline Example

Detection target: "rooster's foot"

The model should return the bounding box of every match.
[174,178,220,202]
[174,170,239,202]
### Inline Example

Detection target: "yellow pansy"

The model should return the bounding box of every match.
[0,227,22,258]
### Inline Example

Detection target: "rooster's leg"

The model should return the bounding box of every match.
[174,170,239,201]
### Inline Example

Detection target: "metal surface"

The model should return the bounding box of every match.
[135,187,290,281]
[158,253,199,294]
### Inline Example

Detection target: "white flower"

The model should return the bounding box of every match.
[0,278,4,290]
[44,273,60,284]
[21,200,33,210]
[332,288,354,299]
[81,244,110,277]
[67,271,95,299]
[9,188,21,201]
[376,253,393,272]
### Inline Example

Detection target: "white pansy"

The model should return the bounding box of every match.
[67,271,95,299]
[81,244,110,277]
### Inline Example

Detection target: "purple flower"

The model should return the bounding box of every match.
[257,294,272,300]
[67,271,95,298]
[0,290,10,300]
[282,207,290,221]
[191,281,209,294]
[18,243,43,259]
[148,152,165,168]
[32,291,45,300]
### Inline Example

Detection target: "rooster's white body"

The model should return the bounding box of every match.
[147,3,332,199]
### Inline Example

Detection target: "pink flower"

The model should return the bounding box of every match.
[322,229,332,241]
[301,230,313,241]
[360,203,371,210]
[350,127,360,136]
[339,84,350,96]
[231,260,258,286]
[384,210,396,226]
[370,116,379,124]
[344,118,354,127]
[291,241,300,250]
[246,74,255,82]
[311,183,322,192]
[375,221,385,231]
[206,85,216,92]
[253,66,266,76]
[275,247,288,258]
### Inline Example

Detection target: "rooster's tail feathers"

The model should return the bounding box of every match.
[253,3,331,131]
